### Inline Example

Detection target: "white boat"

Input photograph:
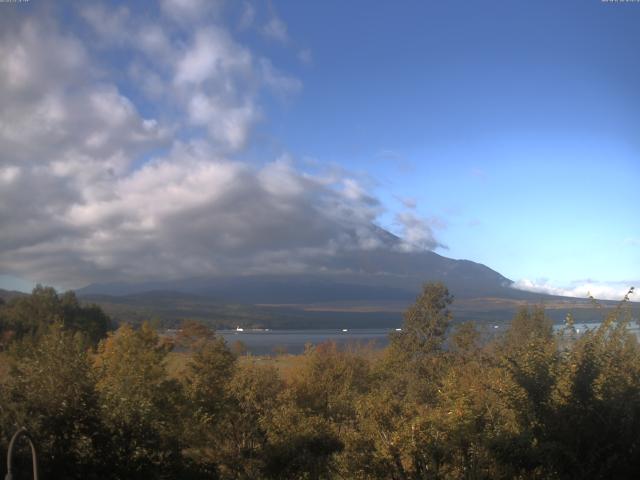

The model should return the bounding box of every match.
[395,328,402,331]
[342,328,348,332]
[236,326,244,332]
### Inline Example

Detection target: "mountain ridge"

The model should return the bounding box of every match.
[55,250,637,329]
[77,250,517,302]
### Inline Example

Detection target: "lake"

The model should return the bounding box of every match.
[218,321,640,355]
[218,328,394,355]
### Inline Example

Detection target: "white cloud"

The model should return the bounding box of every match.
[259,58,302,94]
[513,278,637,302]
[174,27,252,85]
[187,94,258,150]
[81,4,300,152]
[82,4,175,62]
[0,12,166,256]
[169,26,299,150]
[137,24,175,60]
[0,166,20,184]
[0,2,444,289]
[80,4,131,44]
[0,19,86,95]
[262,13,288,43]
[394,212,445,252]
[2,140,400,285]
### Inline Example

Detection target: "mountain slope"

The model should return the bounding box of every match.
[77,250,516,302]
[76,250,634,329]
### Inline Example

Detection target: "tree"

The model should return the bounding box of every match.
[175,319,216,349]
[0,285,62,339]
[391,282,454,358]
[93,323,185,478]
[181,332,237,476]
[59,290,112,345]
[183,333,236,424]
[216,361,284,479]
[383,282,454,405]
[0,286,111,346]
[0,323,106,479]
[544,298,640,479]
[262,342,373,479]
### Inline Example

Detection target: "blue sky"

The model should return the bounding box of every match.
[266,0,640,290]
[0,0,638,299]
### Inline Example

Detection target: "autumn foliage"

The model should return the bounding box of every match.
[1,283,639,479]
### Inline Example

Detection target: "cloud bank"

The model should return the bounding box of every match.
[0,2,441,288]
[513,278,636,302]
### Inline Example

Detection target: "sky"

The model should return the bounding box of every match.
[0,0,638,300]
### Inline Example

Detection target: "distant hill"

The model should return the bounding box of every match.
[0,288,28,303]
[75,250,635,329]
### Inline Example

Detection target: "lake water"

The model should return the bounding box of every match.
[218,321,640,355]
[552,322,640,336]
[218,328,393,355]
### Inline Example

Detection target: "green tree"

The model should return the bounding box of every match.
[217,362,284,479]
[175,319,216,349]
[183,332,236,426]
[59,290,112,345]
[489,307,559,477]
[390,282,454,358]
[0,323,106,479]
[543,296,640,479]
[262,342,373,479]
[288,342,371,425]
[0,285,111,346]
[181,331,237,476]
[93,323,184,478]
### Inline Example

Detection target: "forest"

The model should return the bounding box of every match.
[1,283,639,479]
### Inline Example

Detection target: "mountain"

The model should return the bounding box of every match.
[78,250,517,302]
[73,249,636,329]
